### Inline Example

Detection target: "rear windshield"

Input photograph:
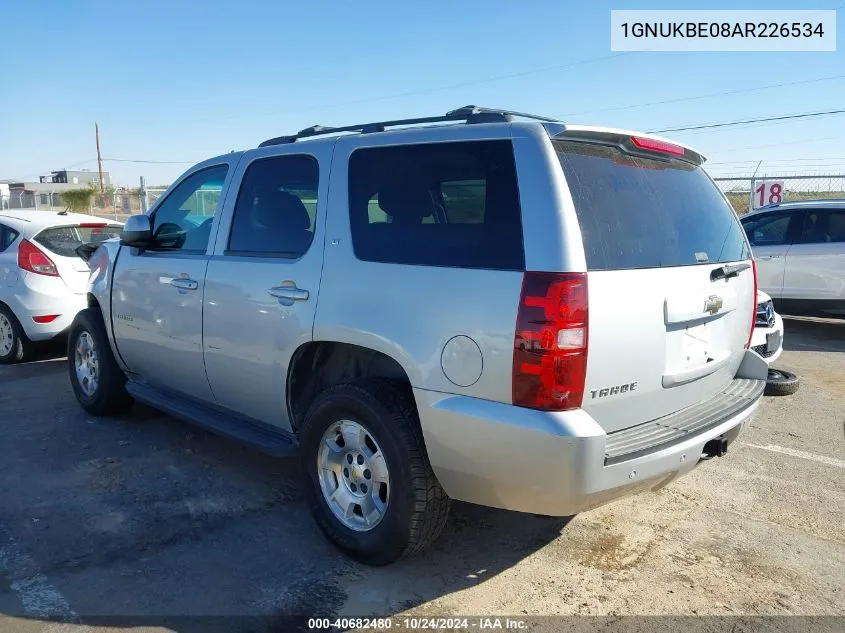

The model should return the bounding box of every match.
[555,140,751,270]
[35,225,122,258]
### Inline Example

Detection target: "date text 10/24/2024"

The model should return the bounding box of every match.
[308,617,529,630]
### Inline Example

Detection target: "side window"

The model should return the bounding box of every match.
[227,155,318,257]
[348,141,524,270]
[151,165,228,252]
[742,212,792,247]
[829,211,845,242]
[0,224,19,252]
[440,180,486,223]
[799,210,845,244]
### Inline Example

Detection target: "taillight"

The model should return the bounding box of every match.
[630,135,685,156]
[746,260,758,349]
[513,272,588,411]
[17,239,58,276]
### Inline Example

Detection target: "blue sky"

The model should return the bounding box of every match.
[1,0,843,186]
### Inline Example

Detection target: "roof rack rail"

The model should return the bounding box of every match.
[258,105,561,147]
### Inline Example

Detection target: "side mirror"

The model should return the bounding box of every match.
[121,215,153,247]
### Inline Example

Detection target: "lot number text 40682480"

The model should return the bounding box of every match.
[307,617,529,630]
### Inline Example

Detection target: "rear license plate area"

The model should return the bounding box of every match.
[680,322,711,368]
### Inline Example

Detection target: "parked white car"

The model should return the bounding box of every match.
[750,290,783,365]
[741,200,845,317]
[0,211,122,363]
[750,290,799,396]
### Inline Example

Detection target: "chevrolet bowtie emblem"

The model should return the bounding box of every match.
[704,295,724,315]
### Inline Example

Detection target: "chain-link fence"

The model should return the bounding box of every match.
[0,183,171,221]
[714,173,845,215]
[145,187,167,209]
[0,189,144,220]
[6,172,843,222]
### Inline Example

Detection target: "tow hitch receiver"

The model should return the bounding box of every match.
[701,435,729,461]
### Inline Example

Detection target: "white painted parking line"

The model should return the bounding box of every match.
[0,534,77,622]
[746,443,845,469]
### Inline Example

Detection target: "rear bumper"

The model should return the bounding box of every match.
[7,276,87,341]
[416,377,764,517]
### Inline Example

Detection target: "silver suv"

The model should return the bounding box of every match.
[67,106,768,565]
[741,199,845,317]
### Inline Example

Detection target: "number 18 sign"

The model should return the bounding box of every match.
[753,180,784,209]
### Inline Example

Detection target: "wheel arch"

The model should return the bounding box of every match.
[83,292,128,372]
[287,340,416,434]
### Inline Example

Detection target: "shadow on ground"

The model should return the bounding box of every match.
[0,372,571,633]
[781,316,845,354]
[0,337,66,381]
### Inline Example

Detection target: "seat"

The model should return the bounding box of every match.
[251,190,313,255]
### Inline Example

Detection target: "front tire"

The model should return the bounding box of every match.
[68,309,134,416]
[300,378,450,565]
[0,305,33,364]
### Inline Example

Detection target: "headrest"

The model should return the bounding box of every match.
[253,189,310,231]
[377,184,436,223]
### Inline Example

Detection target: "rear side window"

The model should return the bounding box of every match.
[742,211,795,246]
[556,141,751,270]
[348,140,524,270]
[35,225,122,258]
[228,155,318,258]
[0,224,19,252]
[799,209,845,243]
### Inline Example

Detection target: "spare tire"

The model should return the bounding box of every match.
[765,369,799,396]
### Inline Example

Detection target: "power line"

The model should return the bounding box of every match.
[667,116,845,137]
[62,158,98,169]
[705,134,845,155]
[131,51,642,126]
[300,52,640,108]
[557,74,845,118]
[4,159,97,182]
[709,157,845,164]
[649,109,845,134]
[103,158,196,164]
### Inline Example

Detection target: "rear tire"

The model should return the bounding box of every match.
[765,369,799,396]
[300,378,450,565]
[68,308,134,416]
[0,305,33,365]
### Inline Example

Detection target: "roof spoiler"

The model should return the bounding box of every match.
[551,128,705,166]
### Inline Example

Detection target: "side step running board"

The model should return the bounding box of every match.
[126,381,298,457]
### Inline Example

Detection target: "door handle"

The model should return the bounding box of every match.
[169,278,199,290]
[268,286,309,301]
[758,255,781,260]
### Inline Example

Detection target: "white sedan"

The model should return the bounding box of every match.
[0,211,122,363]
[750,290,798,395]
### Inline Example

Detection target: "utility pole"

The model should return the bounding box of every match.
[95,122,105,194]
